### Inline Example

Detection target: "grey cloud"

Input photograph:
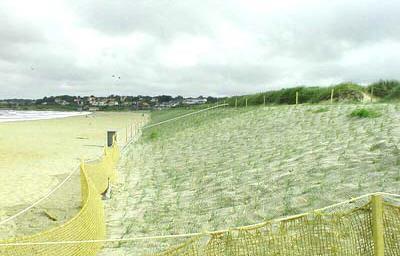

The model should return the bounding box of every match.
[1,0,400,98]
[69,0,223,38]
[0,11,43,45]
[252,0,400,62]
[0,11,44,62]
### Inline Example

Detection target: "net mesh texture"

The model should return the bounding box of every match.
[0,143,120,256]
[0,140,399,255]
[155,195,400,256]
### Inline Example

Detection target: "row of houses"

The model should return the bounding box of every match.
[84,96,120,107]
[0,95,212,110]
[36,95,209,110]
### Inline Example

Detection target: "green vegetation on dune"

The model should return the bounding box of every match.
[385,85,400,100]
[144,105,235,141]
[109,103,400,254]
[350,108,381,118]
[147,108,199,125]
[367,80,400,99]
[225,81,400,107]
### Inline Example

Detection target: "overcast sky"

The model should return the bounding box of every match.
[0,0,399,98]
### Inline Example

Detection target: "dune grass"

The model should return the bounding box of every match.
[350,108,381,118]
[103,103,400,255]
[225,82,366,107]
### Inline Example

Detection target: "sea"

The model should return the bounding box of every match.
[0,110,91,123]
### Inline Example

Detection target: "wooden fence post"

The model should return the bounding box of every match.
[235,98,238,108]
[296,91,299,105]
[331,89,334,104]
[107,131,116,147]
[245,98,248,108]
[371,86,374,103]
[371,194,384,256]
[263,95,266,106]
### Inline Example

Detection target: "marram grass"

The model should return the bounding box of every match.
[103,103,400,255]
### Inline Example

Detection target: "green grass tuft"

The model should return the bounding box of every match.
[350,108,381,118]
[149,130,159,140]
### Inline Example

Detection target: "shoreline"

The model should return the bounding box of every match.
[0,110,92,123]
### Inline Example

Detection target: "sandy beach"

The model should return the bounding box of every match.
[0,111,147,238]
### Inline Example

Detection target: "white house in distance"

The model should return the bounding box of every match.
[54,98,70,105]
[182,97,207,105]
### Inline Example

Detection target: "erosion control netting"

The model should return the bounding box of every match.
[95,104,400,255]
[0,142,120,256]
[152,194,399,256]
[383,202,400,255]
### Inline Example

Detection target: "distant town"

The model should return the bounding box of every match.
[0,95,220,111]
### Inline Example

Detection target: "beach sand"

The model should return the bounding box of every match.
[0,111,147,238]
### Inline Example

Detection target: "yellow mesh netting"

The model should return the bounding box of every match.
[0,142,120,256]
[383,203,400,255]
[154,195,400,256]
[1,136,399,256]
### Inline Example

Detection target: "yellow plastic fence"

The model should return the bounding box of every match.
[1,137,399,256]
[0,142,120,256]
[155,194,400,256]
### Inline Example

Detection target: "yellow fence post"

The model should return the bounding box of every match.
[295,91,299,105]
[134,124,137,136]
[371,194,384,256]
[371,86,374,103]
[331,89,334,104]
[79,159,87,207]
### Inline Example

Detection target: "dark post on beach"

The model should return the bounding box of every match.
[107,131,117,147]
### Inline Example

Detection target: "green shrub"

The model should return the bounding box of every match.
[226,82,367,107]
[386,85,400,100]
[301,87,331,103]
[350,108,381,118]
[333,83,365,102]
[368,80,400,98]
